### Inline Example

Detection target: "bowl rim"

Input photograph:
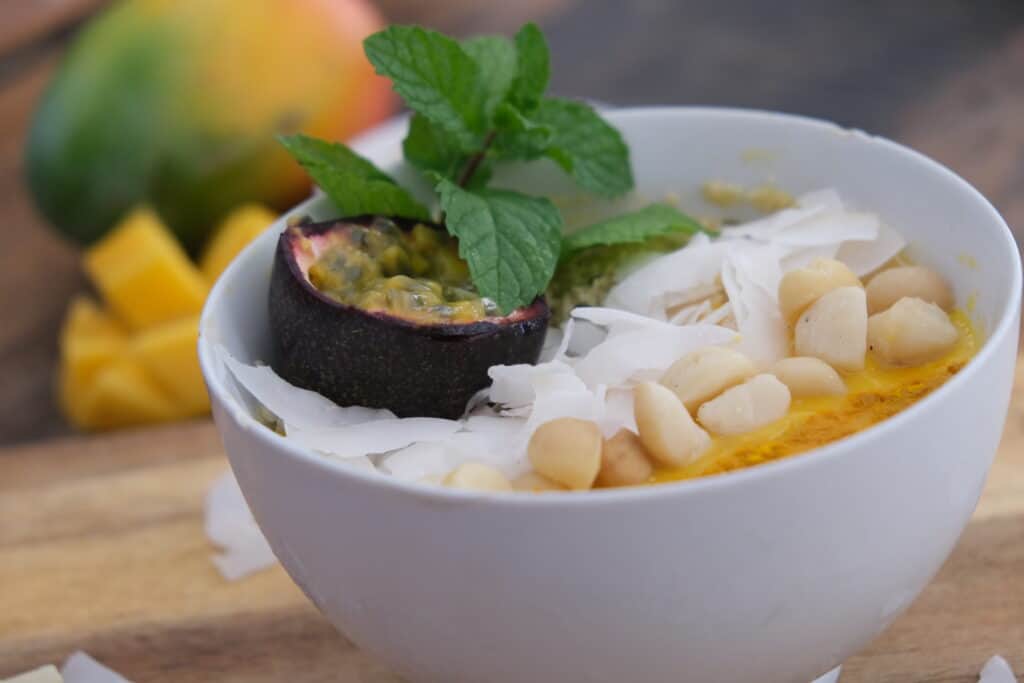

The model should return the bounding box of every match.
[199,105,1022,507]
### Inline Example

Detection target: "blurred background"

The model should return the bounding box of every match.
[3,0,1024,446]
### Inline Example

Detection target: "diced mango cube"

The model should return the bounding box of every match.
[58,296,128,425]
[131,314,210,416]
[200,204,277,283]
[72,358,182,430]
[61,295,125,339]
[84,207,209,330]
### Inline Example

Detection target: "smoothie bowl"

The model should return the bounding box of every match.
[197,104,1015,679]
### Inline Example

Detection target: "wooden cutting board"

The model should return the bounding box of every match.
[2,364,1023,682]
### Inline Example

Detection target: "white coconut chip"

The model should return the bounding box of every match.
[721,245,790,366]
[3,666,63,683]
[205,470,277,581]
[218,346,394,430]
[980,656,1019,683]
[61,652,132,683]
[603,233,730,318]
[571,312,738,388]
[487,360,577,408]
[720,189,844,242]
[835,220,907,276]
[808,666,841,683]
[379,441,459,482]
[599,387,638,437]
[286,417,461,459]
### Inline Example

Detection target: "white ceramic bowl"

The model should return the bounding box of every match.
[199,108,1021,683]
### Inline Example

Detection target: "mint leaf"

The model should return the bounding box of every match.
[436,179,563,313]
[364,26,484,150]
[492,103,554,160]
[279,134,430,221]
[508,23,550,111]
[535,97,633,197]
[561,203,704,255]
[462,36,517,118]
[402,113,464,179]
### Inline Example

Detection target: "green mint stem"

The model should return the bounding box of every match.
[456,130,497,187]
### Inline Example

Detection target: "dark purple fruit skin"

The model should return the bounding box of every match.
[268,216,550,419]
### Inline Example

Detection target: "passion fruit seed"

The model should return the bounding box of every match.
[306,219,487,324]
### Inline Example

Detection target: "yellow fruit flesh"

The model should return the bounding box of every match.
[84,208,208,330]
[200,203,276,282]
[58,297,128,427]
[654,311,979,483]
[131,314,209,415]
[75,359,181,430]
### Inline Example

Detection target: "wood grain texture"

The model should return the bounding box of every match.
[1,360,1023,682]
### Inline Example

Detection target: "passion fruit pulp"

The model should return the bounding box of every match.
[269,216,550,419]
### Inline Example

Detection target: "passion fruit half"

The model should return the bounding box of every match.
[269,216,550,419]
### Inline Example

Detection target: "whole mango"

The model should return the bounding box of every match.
[26,0,394,250]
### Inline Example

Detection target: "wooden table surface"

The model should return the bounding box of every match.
[2,1,1023,681]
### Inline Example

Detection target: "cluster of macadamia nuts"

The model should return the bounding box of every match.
[782,259,958,369]
[440,258,960,493]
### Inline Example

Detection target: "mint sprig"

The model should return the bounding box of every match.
[278,134,430,221]
[561,204,705,256]
[281,22,657,314]
[363,26,485,151]
[437,179,562,313]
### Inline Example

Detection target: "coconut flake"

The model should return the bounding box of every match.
[205,470,277,581]
[487,360,577,408]
[980,656,1018,683]
[808,666,841,683]
[571,311,738,388]
[218,346,394,430]
[599,387,637,437]
[287,417,461,458]
[604,233,730,318]
[721,245,790,366]
[61,652,132,683]
[836,220,907,276]
[720,189,844,242]
[379,441,458,482]
[4,665,63,683]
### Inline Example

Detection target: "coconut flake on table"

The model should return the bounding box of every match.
[61,652,133,683]
[205,470,277,581]
[980,656,1019,683]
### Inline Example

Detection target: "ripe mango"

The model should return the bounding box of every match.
[26,0,394,250]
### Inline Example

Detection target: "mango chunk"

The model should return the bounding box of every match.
[73,358,182,430]
[84,208,209,330]
[58,296,128,425]
[131,314,209,416]
[200,204,276,283]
